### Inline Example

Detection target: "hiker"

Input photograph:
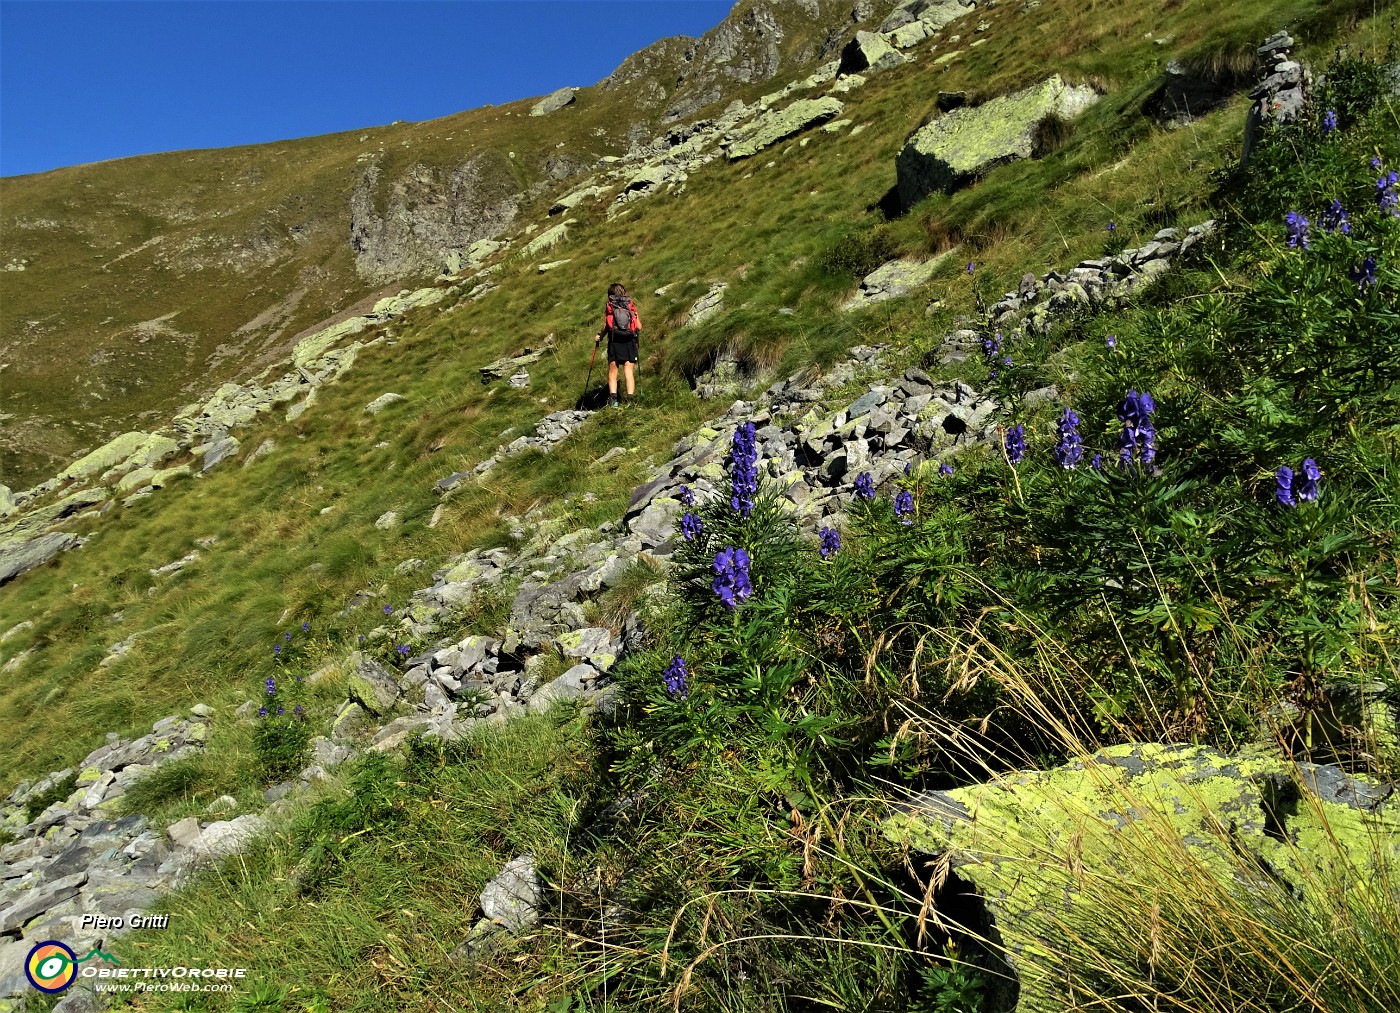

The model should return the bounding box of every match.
[594,282,641,408]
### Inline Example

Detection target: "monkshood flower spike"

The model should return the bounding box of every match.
[938,462,954,477]
[265,677,276,696]
[678,484,694,508]
[1053,408,1083,469]
[1117,390,1157,468]
[818,527,841,559]
[681,511,703,542]
[1285,211,1310,250]
[1320,199,1351,235]
[663,655,689,698]
[712,546,753,610]
[1276,458,1321,507]
[728,422,759,518]
[1377,170,1399,217]
[1322,108,1338,134]
[894,489,914,525]
[1351,256,1377,292]
[1004,424,1026,465]
[854,472,875,500]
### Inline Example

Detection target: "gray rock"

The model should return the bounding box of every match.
[365,393,405,415]
[530,87,576,117]
[896,75,1100,209]
[684,283,728,326]
[0,532,80,585]
[727,97,844,160]
[0,870,87,933]
[200,436,241,472]
[167,816,203,849]
[346,653,402,715]
[838,30,906,76]
[185,814,266,865]
[480,854,542,933]
[374,510,401,530]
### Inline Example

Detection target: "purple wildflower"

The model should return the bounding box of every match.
[854,472,875,500]
[1091,453,1103,471]
[1276,465,1297,507]
[1106,335,1117,349]
[712,547,753,610]
[728,422,759,518]
[1053,408,1083,469]
[681,511,704,542]
[273,643,282,655]
[1320,199,1351,235]
[980,333,1001,361]
[276,706,285,716]
[662,655,689,698]
[893,489,914,525]
[284,631,292,641]
[1285,211,1310,250]
[903,461,913,476]
[383,604,394,615]
[1322,108,1338,134]
[358,635,366,643]
[967,261,975,275]
[1351,256,1378,291]
[1117,390,1157,468]
[395,644,411,656]
[678,484,695,508]
[818,527,841,559]
[1377,170,1399,217]
[1004,424,1026,465]
[1297,458,1321,503]
[301,622,310,633]
[294,704,304,717]
[258,706,268,718]
[1106,221,1117,233]
[938,462,954,477]
[265,676,276,696]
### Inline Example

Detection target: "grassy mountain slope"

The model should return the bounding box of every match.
[0,0,856,488]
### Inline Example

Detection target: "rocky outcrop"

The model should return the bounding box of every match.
[837,30,906,76]
[58,432,178,483]
[480,335,558,384]
[1243,33,1310,162]
[348,152,520,283]
[884,743,1400,1013]
[727,97,845,159]
[0,532,81,586]
[896,75,1100,209]
[843,248,961,308]
[683,283,729,326]
[530,87,577,117]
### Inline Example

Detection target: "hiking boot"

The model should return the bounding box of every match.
[624,394,636,409]
[610,398,621,409]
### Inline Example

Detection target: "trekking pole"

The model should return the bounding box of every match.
[582,338,599,405]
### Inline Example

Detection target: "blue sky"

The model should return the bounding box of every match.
[0,0,733,177]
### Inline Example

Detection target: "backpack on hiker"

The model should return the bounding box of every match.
[605,295,641,342]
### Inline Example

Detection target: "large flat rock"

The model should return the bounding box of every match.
[896,74,1099,209]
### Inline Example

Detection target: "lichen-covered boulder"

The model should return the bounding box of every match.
[844,248,961,309]
[884,743,1400,1012]
[60,431,177,482]
[521,218,575,257]
[838,30,906,76]
[896,75,1100,209]
[530,87,576,117]
[727,97,844,160]
[0,532,80,585]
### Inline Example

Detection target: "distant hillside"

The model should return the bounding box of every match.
[0,0,857,488]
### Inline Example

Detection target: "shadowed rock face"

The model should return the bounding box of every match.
[348,152,520,283]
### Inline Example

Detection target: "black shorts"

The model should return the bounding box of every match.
[608,339,639,364]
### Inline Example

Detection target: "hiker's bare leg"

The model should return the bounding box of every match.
[608,361,619,397]
[624,362,635,396]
